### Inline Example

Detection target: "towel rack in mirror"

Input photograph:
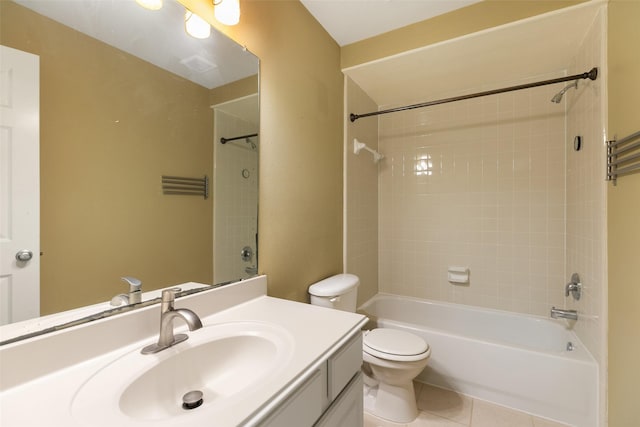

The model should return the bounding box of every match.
[161,175,208,199]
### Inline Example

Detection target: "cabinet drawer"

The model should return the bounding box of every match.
[327,333,362,401]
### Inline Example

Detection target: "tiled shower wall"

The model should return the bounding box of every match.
[213,109,259,284]
[378,79,568,317]
[345,78,379,307]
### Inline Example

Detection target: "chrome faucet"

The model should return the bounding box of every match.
[565,273,582,301]
[141,288,203,354]
[551,306,578,321]
[110,276,142,306]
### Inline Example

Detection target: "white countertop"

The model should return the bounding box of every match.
[0,276,367,427]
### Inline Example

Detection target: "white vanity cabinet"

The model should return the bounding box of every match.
[0,277,369,427]
[258,332,363,427]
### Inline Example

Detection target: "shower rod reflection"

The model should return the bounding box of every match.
[349,67,598,122]
[220,133,258,144]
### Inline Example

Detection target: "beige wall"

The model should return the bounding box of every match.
[1,1,214,313]
[607,1,640,425]
[183,0,345,302]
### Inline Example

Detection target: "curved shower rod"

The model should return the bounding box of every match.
[349,67,598,123]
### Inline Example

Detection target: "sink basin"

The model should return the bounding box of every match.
[71,321,294,426]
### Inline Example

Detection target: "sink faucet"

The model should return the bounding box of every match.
[141,288,203,355]
[110,276,142,306]
[550,306,578,321]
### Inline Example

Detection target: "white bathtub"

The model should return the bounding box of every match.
[359,294,597,427]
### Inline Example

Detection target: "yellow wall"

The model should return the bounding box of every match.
[341,0,586,69]
[182,0,345,302]
[607,1,640,424]
[1,1,214,313]
[209,74,258,106]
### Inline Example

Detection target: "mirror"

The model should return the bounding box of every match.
[0,0,259,338]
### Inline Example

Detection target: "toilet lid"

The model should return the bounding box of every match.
[363,328,429,357]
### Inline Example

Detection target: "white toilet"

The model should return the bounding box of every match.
[309,274,431,423]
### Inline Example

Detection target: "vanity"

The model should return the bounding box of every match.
[0,276,367,426]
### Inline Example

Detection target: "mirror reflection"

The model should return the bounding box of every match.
[0,0,259,330]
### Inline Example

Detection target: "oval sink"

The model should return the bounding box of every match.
[71,321,294,426]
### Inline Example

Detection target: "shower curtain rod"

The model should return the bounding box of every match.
[220,133,258,144]
[349,67,598,122]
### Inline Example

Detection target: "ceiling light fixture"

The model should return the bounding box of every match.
[185,10,211,39]
[214,0,240,26]
[135,0,162,11]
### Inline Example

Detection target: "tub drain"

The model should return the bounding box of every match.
[182,390,204,410]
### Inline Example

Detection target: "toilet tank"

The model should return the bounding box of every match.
[308,274,359,312]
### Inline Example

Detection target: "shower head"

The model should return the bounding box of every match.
[551,80,578,103]
[245,137,257,151]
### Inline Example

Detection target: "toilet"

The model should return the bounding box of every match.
[308,274,430,423]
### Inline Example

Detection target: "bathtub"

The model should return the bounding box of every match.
[359,294,597,427]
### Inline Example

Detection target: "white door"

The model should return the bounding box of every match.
[0,45,40,325]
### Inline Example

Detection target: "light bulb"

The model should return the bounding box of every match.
[185,10,211,39]
[135,0,162,11]
[214,0,240,26]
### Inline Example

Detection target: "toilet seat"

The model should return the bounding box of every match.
[363,328,430,362]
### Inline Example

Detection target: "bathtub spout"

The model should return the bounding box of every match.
[551,307,578,320]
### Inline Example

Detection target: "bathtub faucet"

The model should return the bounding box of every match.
[550,307,578,321]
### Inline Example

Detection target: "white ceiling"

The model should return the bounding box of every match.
[300,0,481,46]
[342,1,604,108]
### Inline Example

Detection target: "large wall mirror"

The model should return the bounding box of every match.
[0,0,259,336]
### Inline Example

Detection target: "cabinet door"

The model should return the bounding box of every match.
[259,370,324,427]
[314,373,363,427]
[328,333,362,401]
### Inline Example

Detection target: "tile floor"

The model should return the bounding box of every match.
[364,382,570,427]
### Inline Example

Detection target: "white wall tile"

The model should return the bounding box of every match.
[378,79,566,316]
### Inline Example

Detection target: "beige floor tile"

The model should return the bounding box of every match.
[532,416,571,427]
[364,412,408,427]
[471,400,534,427]
[416,384,473,425]
[409,411,468,426]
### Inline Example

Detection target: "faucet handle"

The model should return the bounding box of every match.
[565,273,582,300]
[121,276,142,292]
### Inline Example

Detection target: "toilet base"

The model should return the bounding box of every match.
[363,374,418,423]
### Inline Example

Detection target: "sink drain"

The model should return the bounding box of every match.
[182,390,204,410]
